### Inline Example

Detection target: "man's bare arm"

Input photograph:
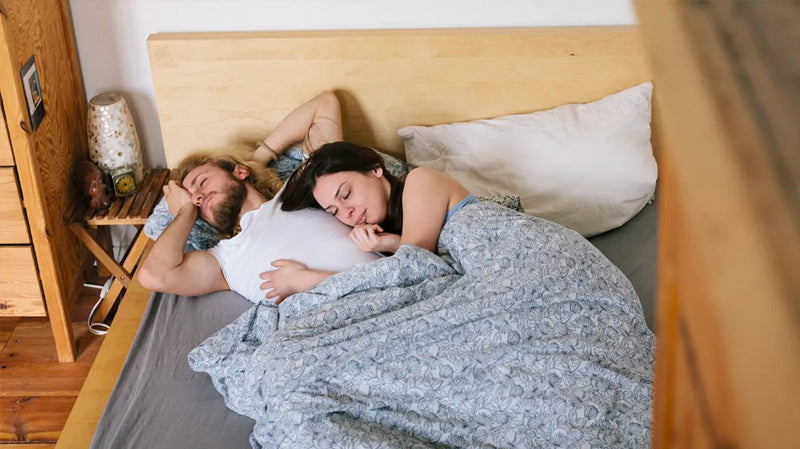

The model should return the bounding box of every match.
[254,90,343,163]
[138,182,229,296]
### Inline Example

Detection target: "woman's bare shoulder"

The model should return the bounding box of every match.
[405,166,449,184]
[404,167,468,205]
[403,167,450,203]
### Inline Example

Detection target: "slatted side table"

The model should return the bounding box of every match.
[67,168,170,323]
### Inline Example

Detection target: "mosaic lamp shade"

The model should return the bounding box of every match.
[87,93,144,183]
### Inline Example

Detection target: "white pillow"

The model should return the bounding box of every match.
[398,81,657,236]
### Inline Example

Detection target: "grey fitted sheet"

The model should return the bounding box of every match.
[589,198,658,330]
[89,199,657,449]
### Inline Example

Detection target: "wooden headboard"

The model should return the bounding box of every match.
[147,26,651,167]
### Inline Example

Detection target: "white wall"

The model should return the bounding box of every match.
[69,0,636,169]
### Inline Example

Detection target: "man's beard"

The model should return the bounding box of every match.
[213,179,247,237]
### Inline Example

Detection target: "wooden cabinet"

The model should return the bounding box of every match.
[0,101,12,164]
[635,1,800,448]
[0,162,45,316]
[0,166,29,244]
[0,0,90,362]
[0,247,43,316]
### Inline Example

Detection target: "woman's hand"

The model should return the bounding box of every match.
[259,260,333,304]
[163,180,195,217]
[348,224,400,253]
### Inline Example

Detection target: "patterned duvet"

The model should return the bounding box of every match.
[189,202,655,448]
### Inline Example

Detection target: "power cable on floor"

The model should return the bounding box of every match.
[83,277,114,336]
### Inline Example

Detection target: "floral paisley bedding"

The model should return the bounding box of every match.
[188,202,655,448]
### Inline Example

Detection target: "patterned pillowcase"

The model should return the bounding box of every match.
[274,145,409,181]
[478,193,523,213]
[379,152,409,178]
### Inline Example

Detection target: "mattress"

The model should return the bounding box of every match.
[89,199,657,449]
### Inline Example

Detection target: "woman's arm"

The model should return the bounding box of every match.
[399,167,470,253]
[254,91,343,164]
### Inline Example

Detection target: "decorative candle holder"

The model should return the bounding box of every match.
[87,93,144,186]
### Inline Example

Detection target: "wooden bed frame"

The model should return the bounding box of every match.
[55,23,800,449]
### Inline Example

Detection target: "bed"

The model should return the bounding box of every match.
[92,201,658,449]
[57,26,660,449]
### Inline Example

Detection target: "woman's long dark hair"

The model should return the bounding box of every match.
[280,141,406,234]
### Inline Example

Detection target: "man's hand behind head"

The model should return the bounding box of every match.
[163,180,196,217]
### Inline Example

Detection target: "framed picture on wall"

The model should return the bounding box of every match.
[21,55,46,131]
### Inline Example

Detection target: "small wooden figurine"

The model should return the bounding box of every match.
[74,160,112,210]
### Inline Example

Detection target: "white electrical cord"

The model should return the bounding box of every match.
[84,277,114,335]
[83,229,135,336]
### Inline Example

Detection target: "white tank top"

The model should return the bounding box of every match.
[208,192,381,303]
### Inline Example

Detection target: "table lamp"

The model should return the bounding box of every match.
[87,93,144,198]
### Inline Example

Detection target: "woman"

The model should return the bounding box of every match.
[259,141,477,299]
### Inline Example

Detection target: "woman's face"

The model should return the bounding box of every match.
[312,168,390,227]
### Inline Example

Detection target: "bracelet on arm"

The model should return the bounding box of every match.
[255,141,280,163]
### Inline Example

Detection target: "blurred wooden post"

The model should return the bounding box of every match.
[634,1,800,448]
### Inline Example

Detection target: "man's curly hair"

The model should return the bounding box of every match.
[174,149,282,200]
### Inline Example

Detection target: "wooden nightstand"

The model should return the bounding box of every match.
[67,168,169,323]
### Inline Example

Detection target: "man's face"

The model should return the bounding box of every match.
[182,163,247,235]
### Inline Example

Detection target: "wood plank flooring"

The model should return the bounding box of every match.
[0,277,107,448]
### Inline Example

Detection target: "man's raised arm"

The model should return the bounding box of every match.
[254,90,343,164]
[138,181,229,296]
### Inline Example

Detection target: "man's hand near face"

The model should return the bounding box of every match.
[138,178,228,296]
[163,180,196,217]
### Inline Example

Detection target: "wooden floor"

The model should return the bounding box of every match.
[0,273,108,449]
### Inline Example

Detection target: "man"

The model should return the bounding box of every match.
[138,91,380,303]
